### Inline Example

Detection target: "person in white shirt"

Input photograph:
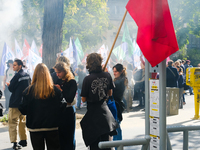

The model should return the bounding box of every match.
[3,60,15,113]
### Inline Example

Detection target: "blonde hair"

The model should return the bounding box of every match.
[54,62,74,82]
[30,63,54,99]
[57,56,70,66]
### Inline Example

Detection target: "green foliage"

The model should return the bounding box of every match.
[13,0,109,52]
[169,0,200,48]
[62,0,109,51]
[0,114,8,123]
[187,48,200,67]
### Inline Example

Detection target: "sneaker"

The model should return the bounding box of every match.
[18,140,27,147]
[12,142,22,149]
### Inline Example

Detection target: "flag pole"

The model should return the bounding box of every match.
[103,10,128,71]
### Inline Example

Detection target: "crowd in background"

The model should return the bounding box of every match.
[0,53,199,150]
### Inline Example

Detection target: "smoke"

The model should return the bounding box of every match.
[0,0,23,52]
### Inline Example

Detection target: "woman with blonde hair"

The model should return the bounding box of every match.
[19,63,62,150]
[54,62,77,150]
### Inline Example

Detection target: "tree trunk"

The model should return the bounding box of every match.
[42,0,64,68]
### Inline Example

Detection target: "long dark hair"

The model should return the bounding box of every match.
[113,63,127,77]
[113,63,128,86]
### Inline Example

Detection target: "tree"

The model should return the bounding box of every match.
[169,0,200,60]
[13,0,44,46]
[62,0,109,51]
[169,0,200,47]
[42,0,64,68]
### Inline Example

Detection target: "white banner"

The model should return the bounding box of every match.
[28,49,42,75]
[15,39,23,59]
[31,40,39,56]
[6,46,15,62]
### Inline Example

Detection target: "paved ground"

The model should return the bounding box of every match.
[1,93,200,150]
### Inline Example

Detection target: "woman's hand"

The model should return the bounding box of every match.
[54,84,63,92]
[6,82,10,87]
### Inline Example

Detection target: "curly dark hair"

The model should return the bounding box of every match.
[86,53,102,73]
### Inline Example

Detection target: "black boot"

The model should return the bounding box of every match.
[12,142,22,150]
[18,140,27,147]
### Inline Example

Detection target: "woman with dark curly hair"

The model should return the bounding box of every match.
[80,53,118,150]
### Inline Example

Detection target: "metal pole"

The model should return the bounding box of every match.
[145,58,150,150]
[159,60,167,149]
[117,145,124,150]
[183,130,188,150]
[167,131,172,150]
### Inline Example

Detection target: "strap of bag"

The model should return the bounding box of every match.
[167,67,176,77]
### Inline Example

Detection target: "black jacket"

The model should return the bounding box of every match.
[19,86,62,130]
[8,69,30,108]
[166,66,179,87]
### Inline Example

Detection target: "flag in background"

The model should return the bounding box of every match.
[15,39,23,59]
[97,44,108,65]
[28,49,42,78]
[63,38,74,64]
[0,43,7,76]
[6,45,15,62]
[22,39,30,60]
[133,40,141,69]
[72,38,79,70]
[113,43,127,61]
[126,0,179,67]
[75,38,84,61]
[31,40,39,56]
[122,22,135,56]
[39,44,43,57]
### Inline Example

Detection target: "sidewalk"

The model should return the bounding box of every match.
[1,94,200,150]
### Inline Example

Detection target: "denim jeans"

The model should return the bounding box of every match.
[189,86,193,94]
[77,88,82,109]
[113,121,122,150]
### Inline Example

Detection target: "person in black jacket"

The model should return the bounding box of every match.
[112,63,128,142]
[166,60,179,87]
[7,59,30,149]
[54,62,77,150]
[80,53,118,150]
[19,63,62,150]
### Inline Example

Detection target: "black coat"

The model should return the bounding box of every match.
[166,66,179,87]
[19,86,62,130]
[8,69,30,108]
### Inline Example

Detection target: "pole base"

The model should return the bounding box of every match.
[191,116,199,120]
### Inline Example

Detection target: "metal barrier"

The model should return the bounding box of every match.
[167,125,200,150]
[98,135,151,150]
[99,125,200,150]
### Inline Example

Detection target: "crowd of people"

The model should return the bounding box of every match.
[0,54,198,150]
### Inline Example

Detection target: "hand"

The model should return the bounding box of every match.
[6,82,10,86]
[54,84,62,91]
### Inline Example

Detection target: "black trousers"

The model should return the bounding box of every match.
[30,130,60,150]
[59,106,76,150]
[90,134,111,150]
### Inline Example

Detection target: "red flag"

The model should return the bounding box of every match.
[39,44,43,57]
[126,0,179,67]
[22,39,30,60]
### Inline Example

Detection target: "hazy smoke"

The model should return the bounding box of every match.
[0,0,23,52]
